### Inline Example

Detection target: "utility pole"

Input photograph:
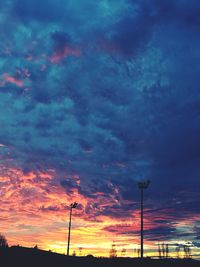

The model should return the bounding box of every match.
[67,202,78,256]
[138,180,150,258]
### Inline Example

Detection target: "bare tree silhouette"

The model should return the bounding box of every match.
[109,244,117,258]
[79,247,83,256]
[121,248,126,257]
[0,234,8,248]
[183,245,192,259]
[137,248,140,258]
[161,243,165,258]
[166,244,169,258]
[158,244,161,259]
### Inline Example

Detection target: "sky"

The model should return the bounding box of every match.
[0,0,200,258]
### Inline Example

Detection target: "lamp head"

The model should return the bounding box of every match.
[70,202,78,209]
[138,180,150,189]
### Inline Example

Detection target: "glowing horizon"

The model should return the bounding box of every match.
[1,167,199,258]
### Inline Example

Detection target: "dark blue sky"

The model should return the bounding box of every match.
[0,0,200,256]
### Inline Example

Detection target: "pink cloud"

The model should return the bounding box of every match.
[3,73,24,88]
[50,45,81,64]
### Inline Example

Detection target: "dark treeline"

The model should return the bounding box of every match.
[0,246,200,267]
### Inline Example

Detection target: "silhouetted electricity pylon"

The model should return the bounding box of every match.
[67,202,78,256]
[138,180,150,258]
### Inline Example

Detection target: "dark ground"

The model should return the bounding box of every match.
[0,246,200,267]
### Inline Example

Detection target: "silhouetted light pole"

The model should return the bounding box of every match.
[138,180,150,259]
[67,202,78,256]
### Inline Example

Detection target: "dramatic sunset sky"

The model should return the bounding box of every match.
[0,0,200,258]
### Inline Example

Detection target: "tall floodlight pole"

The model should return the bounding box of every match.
[138,180,150,259]
[67,202,78,256]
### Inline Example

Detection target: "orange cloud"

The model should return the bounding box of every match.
[0,165,199,258]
